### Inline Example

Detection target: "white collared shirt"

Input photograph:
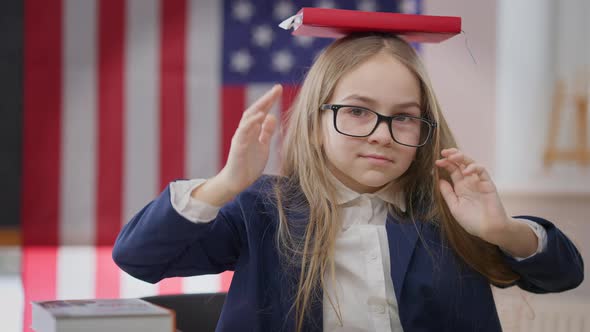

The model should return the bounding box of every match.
[169,177,547,332]
[320,175,405,331]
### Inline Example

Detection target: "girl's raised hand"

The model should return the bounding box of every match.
[434,148,512,243]
[217,84,282,195]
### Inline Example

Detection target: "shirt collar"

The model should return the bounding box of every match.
[327,170,406,212]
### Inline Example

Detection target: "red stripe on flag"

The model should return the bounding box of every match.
[22,247,58,332]
[95,246,120,298]
[157,0,187,295]
[221,87,246,167]
[158,277,183,295]
[96,0,125,246]
[22,0,63,246]
[220,271,234,292]
[281,85,300,119]
[159,0,186,186]
[281,84,300,150]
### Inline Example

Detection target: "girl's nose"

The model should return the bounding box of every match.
[368,121,393,144]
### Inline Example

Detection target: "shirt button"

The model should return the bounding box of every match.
[371,304,386,314]
[369,251,378,261]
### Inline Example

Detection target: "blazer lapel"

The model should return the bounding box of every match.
[386,215,422,302]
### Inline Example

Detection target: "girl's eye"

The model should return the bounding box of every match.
[393,115,411,122]
[349,108,369,117]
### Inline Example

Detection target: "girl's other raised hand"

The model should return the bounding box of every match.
[434,148,510,241]
[435,148,539,257]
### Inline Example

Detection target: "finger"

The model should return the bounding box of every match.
[464,164,497,194]
[440,148,459,157]
[243,84,283,118]
[439,179,458,209]
[462,163,492,181]
[235,111,266,141]
[446,151,476,167]
[440,148,466,172]
[238,110,265,130]
[435,158,464,184]
[259,114,278,145]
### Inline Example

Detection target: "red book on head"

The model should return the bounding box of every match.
[279,8,462,43]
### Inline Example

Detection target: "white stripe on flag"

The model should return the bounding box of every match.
[120,273,159,298]
[57,246,96,299]
[120,0,169,298]
[186,0,222,179]
[60,0,97,245]
[119,0,161,299]
[124,0,160,227]
[248,84,282,175]
[182,274,221,294]
[0,274,23,332]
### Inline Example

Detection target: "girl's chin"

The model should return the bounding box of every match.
[353,176,394,192]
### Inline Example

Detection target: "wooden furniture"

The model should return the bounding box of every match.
[544,71,590,168]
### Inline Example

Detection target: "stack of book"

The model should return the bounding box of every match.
[31,298,176,332]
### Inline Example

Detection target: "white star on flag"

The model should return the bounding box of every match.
[357,0,378,12]
[232,0,255,22]
[273,1,296,21]
[294,35,314,48]
[230,49,254,74]
[315,0,337,9]
[272,50,295,73]
[252,25,274,48]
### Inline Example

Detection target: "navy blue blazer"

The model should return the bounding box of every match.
[113,176,584,332]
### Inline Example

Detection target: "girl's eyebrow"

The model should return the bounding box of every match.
[340,94,421,110]
[340,94,376,105]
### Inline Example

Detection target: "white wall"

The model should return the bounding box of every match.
[422,0,497,171]
[496,0,590,194]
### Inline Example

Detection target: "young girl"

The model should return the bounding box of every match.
[113,33,583,332]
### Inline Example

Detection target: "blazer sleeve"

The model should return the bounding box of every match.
[498,215,584,293]
[112,177,271,284]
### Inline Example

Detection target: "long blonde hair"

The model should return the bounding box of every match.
[274,33,519,331]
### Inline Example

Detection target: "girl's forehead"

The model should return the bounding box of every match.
[330,54,421,107]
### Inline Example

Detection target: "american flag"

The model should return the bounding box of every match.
[20,0,419,330]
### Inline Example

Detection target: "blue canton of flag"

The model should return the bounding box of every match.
[222,0,411,85]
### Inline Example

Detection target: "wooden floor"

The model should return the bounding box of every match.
[0,228,20,246]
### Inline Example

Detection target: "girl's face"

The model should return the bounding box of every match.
[321,52,421,193]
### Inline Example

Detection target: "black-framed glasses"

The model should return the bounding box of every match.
[320,104,437,147]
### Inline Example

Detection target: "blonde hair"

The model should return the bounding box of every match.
[274,33,518,331]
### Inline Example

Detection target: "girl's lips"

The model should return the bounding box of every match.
[360,154,393,163]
